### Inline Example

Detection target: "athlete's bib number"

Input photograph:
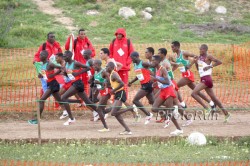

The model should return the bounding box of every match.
[157,82,163,89]
[135,69,144,81]
[179,65,186,73]
[67,70,75,80]
[41,70,48,80]
[96,84,102,90]
[198,64,204,75]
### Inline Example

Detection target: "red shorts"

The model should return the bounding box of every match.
[62,82,72,91]
[201,75,213,88]
[182,70,195,82]
[159,86,176,100]
[171,79,179,91]
[99,88,111,96]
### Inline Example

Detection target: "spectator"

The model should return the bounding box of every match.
[65,29,96,95]
[33,32,62,97]
[109,28,134,94]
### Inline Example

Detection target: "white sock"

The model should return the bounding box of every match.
[93,111,98,117]
[180,102,186,107]
[209,101,214,106]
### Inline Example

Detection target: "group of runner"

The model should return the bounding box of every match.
[28,30,231,136]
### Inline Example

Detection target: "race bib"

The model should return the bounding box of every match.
[198,64,204,75]
[117,48,124,56]
[96,84,102,89]
[157,82,163,88]
[63,76,71,83]
[87,71,92,77]
[41,70,48,80]
[135,69,144,81]
[179,64,186,73]
[81,49,85,55]
[67,70,75,80]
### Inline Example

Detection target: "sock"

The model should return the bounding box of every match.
[209,101,214,106]
[180,102,186,107]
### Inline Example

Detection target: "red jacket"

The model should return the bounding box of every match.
[33,41,62,62]
[65,36,95,64]
[109,28,134,71]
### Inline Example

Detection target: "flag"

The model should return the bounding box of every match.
[69,33,75,60]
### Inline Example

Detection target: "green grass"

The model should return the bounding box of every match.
[0,137,250,163]
[0,0,250,48]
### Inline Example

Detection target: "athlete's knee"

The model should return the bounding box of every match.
[152,107,158,113]
[149,100,154,105]
[191,91,198,97]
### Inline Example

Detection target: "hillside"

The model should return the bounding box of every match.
[0,0,250,48]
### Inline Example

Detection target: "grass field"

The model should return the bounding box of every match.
[0,137,249,163]
[0,0,250,48]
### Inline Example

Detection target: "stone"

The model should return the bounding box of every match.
[215,6,227,14]
[195,0,210,13]
[141,11,152,20]
[144,7,153,13]
[118,7,136,19]
[86,10,99,15]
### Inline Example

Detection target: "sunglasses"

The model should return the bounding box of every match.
[49,36,55,38]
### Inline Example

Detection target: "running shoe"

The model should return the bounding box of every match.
[204,108,211,116]
[145,112,153,125]
[182,119,193,127]
[170,129,183,136]
[134,114,141,122]
[119,131,132,135]
[93,114,100,122]
[164,118,171,128]
[28,119,38,125]
[224,113,231,123]
[104,113,109,120]
[211,104,217,111]
[98,128,110,132]
[156,117,166,123]
[59,110,68,120]
[63,118,76,126]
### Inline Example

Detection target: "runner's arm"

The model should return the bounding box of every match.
[128,76,138,86]
[203,55,222,71]
[73,61,90,76]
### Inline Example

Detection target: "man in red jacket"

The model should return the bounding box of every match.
[65,29,96,95]
[33,32,62,100]
[33,32,62,63]
[109,28,134,95]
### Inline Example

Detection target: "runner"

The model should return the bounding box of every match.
[93,59,111,132]
[100,47,123,71]
[28,50,64,124]
[158,48,192,127]
[104,62,133,135]
[150,55,183,136]
[61,51,98,125]
[171,41,216,114]
[191,44,231,122]
[128,51,154,125]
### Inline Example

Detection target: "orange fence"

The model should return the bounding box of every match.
[0,43,249,112]
[1,160,249,166]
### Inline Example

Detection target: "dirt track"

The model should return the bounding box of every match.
[0,111,249,141]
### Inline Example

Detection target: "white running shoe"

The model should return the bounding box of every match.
[59,110,68,120]
[182,119,193,127]
[145,112,153,125]
[92,111,100,122]
[119,131,132,135]
[63,118,76,126]
[170,129,183,136]
[104,113,109,120]
[164,117,171,128]
[98,128,110,132]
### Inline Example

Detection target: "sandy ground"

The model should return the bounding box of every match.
[0,111,249,141]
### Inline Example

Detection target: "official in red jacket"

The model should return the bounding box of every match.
[33,32,62,63]
[109,28,134,94]
[65,29,96,95]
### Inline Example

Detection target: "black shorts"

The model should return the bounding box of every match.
[47,80,60,93]
[72,80,84,92]
[141,82,153,92]
[114,90,127,103]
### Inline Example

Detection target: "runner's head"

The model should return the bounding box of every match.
[171,41,180,53]
[151,55,161,67]
[158,48,167,60]
[106,62,115,73]
[100,48,110,60]
[83,49,92,60]
[47,32,55,44]
[78,29,86,39]
[93,59,102,71]
[200,44,208,55]
[63,50,73,62]
[39,50,48,62]
[55,53,64,64]
[130,51,139,63]
[145,47,154,59]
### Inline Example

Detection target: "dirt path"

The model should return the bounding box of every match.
[0,112,249,141]
[32,0,77,31]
